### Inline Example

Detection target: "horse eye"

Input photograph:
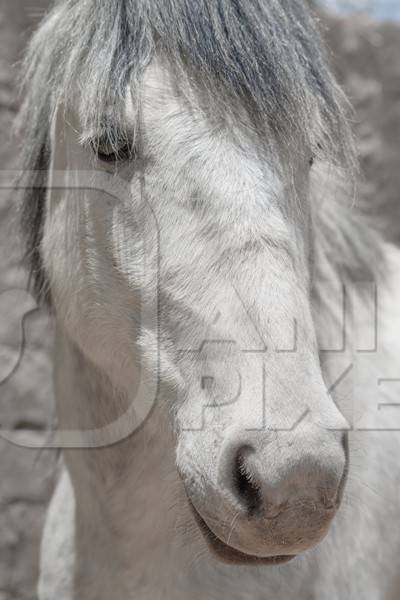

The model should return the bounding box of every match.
[309,156,315,167]
[90,138,136,163]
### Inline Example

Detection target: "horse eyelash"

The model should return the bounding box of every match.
[88,134,138,163]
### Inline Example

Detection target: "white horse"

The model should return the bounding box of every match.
[17,1,400,599]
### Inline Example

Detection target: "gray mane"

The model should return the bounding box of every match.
[17,0,378,300]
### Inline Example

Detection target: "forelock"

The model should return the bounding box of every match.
[20,0,355,165]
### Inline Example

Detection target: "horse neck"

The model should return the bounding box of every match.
[53,324,183,595]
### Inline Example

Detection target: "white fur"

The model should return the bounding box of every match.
[38,61,400,599]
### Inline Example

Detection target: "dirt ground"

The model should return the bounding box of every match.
[0,3,399,599]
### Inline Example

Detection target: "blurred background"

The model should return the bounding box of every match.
[0,1,399,598]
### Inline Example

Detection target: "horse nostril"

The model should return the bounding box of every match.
[221,431,347,523]
[341,431,349,453]
[233,447,262,517]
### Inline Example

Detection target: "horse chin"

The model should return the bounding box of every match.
[189,502,297,567]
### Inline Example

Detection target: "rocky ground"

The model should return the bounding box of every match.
[0,3,56,599]
[322,11,400,242]
[0,3,399,599]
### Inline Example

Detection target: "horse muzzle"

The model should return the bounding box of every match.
[183,427,349,565]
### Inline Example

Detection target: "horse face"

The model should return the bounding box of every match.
[45,60,348,564]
